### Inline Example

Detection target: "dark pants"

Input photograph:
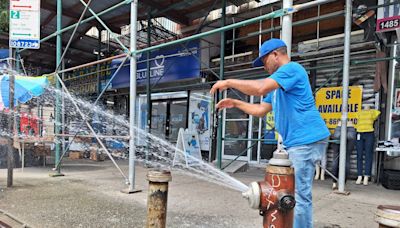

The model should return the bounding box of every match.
[356,132,375,176]
[332,138,355,183]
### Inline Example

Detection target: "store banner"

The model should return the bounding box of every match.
[110,41,200,89]
[188,91,211,151]
[376,0,400,32]
[315,86,363,129]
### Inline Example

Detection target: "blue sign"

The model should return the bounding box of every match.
[0,49,9,71]
[9,39,40,49]
[109,41,200,89]
[0,49,9,59]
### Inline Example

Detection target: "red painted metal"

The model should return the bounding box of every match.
[260,165,295,228]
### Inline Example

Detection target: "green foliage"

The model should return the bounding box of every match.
[0,0,8,32]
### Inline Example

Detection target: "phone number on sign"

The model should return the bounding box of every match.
[10,40,39,48]
[379,18,399,31]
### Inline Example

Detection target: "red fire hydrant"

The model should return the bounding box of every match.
[242,150,295,228]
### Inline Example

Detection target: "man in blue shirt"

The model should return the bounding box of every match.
[210,38,330,228]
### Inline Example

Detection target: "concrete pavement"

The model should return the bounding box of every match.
[0,159,399,228]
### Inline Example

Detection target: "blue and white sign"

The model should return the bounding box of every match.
[9,0,41,49]
[9,39,40,49]
[110,41,200,89]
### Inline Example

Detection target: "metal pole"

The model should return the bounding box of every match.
[278,0,293,151]
[337,0,352,193]
[293,0,336,11]
[146,13,152,164]
[61,60,65,153]
[7,73,15,187]
[282,0,293,57]
[97,26,102,95]
[53,0,63,176]
[216,0,226,169]
[126,0,140,193]
[15,49,20,74]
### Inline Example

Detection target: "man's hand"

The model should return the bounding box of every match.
[210,80,230,95]
[216,98,236,111]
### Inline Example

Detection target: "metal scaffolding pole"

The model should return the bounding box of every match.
[7,72,15,187]
[146,13,152,164]
[337,0,352,194]
[282,0,293,57]
[125,0,141,193]
[54,0,63,176]
[278,0,293,150]
[216,0,226,169]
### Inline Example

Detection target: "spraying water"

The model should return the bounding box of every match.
[0,70,249,192]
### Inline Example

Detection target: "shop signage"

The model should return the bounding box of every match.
[315,86,363,129]
[64,62,112,94]
[376,0,400,32]
[188,91,211,151]
[109,41,200,89]
[9,0,40,49]
[173,128,202,167]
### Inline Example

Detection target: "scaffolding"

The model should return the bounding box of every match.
[7,0,399,194]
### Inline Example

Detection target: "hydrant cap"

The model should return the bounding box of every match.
[269,150,292,167]
[242,182,261,209]
[147,170,172,182]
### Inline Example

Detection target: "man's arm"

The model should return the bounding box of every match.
[210,78,279,96]
[216,98,272,117]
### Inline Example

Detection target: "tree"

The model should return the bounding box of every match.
[0,0,9,32]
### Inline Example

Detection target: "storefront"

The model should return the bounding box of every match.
[107,41,213,156]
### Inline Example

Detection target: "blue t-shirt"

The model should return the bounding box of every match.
[263,62,330,148]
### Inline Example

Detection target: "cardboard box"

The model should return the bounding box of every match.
[90,151,105,161]
[69,151,82,160]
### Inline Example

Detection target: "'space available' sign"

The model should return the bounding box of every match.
[315,86,363,129]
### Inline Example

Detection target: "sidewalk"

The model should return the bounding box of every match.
[0,159,399,228]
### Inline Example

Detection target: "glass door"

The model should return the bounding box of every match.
[151,101,168,140]
[151,99,188,143]
[222,90,250,161]
[169,100,188,143]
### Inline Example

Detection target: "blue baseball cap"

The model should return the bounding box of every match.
[252,38,287,67]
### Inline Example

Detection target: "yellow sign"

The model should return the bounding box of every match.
[315,86,363,129]
[265,112,278,140]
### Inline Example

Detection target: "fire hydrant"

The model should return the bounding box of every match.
[242,150,296,228]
